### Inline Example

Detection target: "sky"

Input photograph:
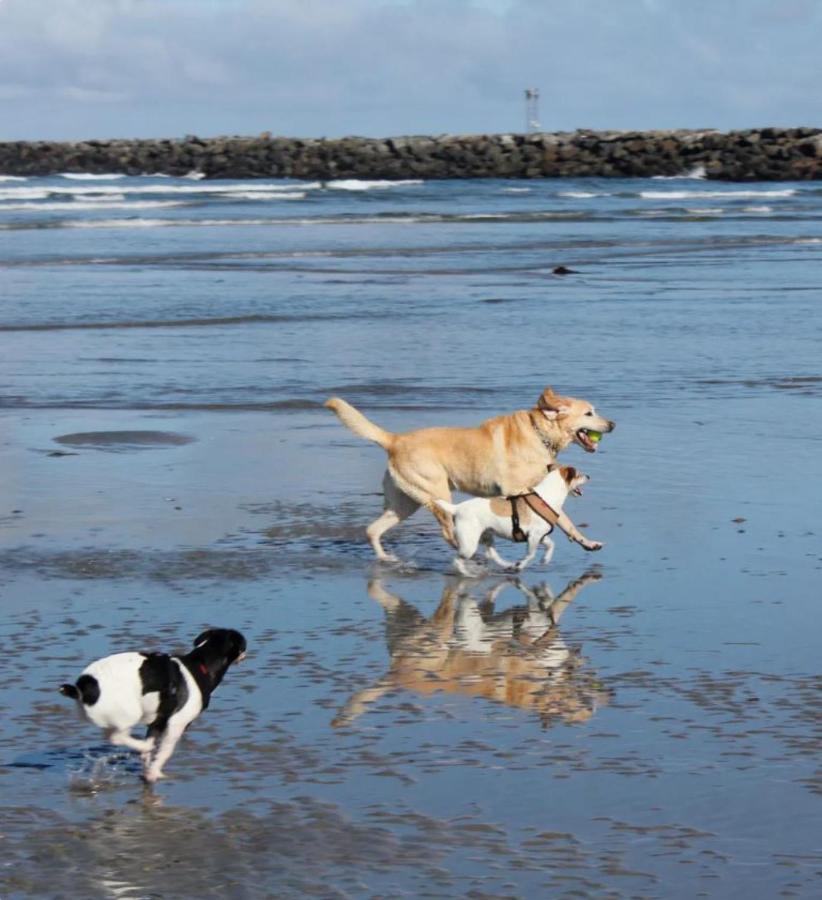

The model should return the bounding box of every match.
[1,0,821,141]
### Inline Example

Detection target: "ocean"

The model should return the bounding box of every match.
[1,172,820,898]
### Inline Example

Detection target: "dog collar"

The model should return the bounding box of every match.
[529,412,560,454]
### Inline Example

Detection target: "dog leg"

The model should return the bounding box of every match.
[541,535,556,566]
[367,510,402,561]
[144,725,184,783]
[555,510,603,552]
[366,471,420,560]
[388,465,457,547]
[511,535,541,573]
[481,534,514,569]
[454,556,484,577]
[107,729,155,755]
[430,501,458,548]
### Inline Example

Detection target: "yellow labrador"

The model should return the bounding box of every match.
[325,387,614,559]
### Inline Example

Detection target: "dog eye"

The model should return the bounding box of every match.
[585,411,593,416]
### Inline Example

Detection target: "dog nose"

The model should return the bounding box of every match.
[606,420,615,432]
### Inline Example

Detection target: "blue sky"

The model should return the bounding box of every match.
[1,0,820,140]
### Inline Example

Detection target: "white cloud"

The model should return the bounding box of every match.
[0,0,820,139]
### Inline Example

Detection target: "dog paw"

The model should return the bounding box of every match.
[582,541,603,552]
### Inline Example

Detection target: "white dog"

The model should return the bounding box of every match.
[60,628,246,783]
[436,465,602,574]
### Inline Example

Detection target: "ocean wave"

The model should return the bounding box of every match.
[0,188,51,201]
[58,173,126,180]
[59,217,276,229]
[741,206,773,213]
[0,210,598,231]
[652,165,707,180]
[0,199,190,212]
[640,188,797,200]
[222,191,307,201]
[685,207,724,215]
[559,191,606,199]
[0,181,320,198]
[326,179,424,191]
[500,187,532,193]
[0,175,27,182]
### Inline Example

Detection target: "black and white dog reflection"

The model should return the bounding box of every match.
[60,629,246,783]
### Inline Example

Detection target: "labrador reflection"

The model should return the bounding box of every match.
[333,570,610,729]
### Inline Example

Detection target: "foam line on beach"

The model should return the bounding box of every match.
[639,188,797,200]
[0,199,191,212]
[0,181,321,199]
[58,173,127,180]
[220,191,306,201]
[326,179,424,190]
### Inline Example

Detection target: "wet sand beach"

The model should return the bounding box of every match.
[1,175,821,898]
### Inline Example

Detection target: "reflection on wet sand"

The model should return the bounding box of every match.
[333,571,610,729]
[4,793,500,900]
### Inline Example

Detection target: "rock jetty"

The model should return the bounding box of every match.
[2,128,822,180]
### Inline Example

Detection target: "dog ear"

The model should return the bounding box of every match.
[537,387,571,419]
[193,629,216,648]
[561,465,578,482]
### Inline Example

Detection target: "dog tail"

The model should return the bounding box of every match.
[324,397,395,450]
[435,499,457,515]
[59,674,100,706]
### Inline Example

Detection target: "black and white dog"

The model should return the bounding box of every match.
[60,628,246,783]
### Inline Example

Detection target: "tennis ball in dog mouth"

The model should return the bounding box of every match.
[587,430,602,444]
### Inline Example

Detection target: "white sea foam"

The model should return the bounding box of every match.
[501,187,531,193]
[184,170,206,180]
[64,218,179,228]
[652,165,707,181]
[0,175,27,182]
[640,189,796,200]
[326,179,424,191]
[0,188,51,201]
[38,214,426,230]
[0,199,189,212]
[84,193,126,202]
[0,181,315,198]
[559,191,604,199]
[686,207,724,216]
[59,173,125,180]
[223,191,306,201]
[741,206,773,213]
